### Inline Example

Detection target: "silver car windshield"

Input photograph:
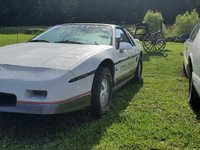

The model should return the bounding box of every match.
[29,24,113,45]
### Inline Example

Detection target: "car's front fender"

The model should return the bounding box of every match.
[68,46,117,94]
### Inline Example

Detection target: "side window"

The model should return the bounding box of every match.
[190,22,200,41]
[116,28,132,45]
[125,29,136,46]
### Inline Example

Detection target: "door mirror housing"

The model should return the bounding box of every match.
[119,42,132,50]
[180,33,190,40]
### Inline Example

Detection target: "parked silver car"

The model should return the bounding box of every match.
[181,21,200,108]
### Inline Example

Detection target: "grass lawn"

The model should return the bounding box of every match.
[0,34,35,47]
[0,26,48,47]
[0,28,199,149]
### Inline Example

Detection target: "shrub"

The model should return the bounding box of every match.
[142,10,168,37]
[172,9,200,36]
[24,28,45,35]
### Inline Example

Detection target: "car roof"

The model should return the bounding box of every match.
[60,23,118,28]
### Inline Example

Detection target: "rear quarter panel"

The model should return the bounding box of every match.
[189,30,200,96]
[191,31,200,79]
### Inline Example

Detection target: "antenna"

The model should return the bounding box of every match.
[17,32,18,44]
[135,13,138,23]
[17,28,19,44]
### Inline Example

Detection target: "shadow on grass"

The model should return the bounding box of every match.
[0,79,143,148]
[179,67,200,122]
[143,50,170,61]
[189,101,200,122]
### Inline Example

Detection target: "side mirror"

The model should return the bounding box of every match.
[118,42,132,52]
[180,33,190,40]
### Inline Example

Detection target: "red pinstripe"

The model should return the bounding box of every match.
[17,91,91,105]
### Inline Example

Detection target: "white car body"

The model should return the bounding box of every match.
[183,21,200,99]
[0,23,142,114]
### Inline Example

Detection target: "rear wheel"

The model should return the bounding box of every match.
[183,62,187,78]
[90,67,113,116]
[188,69,200,110]
[134,56,142,81]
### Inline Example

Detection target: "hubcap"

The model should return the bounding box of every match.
[100,76,110,108]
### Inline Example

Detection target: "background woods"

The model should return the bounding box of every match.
[0,0,200,26]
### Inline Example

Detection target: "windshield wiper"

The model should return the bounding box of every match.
[54,40,83,44]
[28,40,50,43]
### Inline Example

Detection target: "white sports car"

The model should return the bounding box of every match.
[0,23,142,116]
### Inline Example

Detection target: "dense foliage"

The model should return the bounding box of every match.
[173,9,200,36]
[0,0,200,26]
[142,10,168,36]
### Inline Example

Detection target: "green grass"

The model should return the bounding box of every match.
[0,27,49,47]
[0,34,36,47]
[0,27,199,149]
[0,26,49,34]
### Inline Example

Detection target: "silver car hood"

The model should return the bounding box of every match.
[0,43,110,69]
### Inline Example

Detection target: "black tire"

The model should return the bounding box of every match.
[134,56,143,81]
[183,62,188,78]
[90,67,113,116]
[188,70,200,110]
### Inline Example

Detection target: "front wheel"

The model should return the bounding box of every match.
[90,67,113,116]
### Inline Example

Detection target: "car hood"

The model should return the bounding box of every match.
[0,43,111,70]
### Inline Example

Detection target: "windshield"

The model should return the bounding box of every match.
[28,24,113,45]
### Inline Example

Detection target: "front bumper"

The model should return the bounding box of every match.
[0,91,91,114]
[0,65,93,114]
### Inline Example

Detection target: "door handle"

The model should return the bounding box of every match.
[119,49,124,53]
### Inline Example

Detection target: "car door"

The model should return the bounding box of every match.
[114,27,139,87]
[124,28,141,69]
